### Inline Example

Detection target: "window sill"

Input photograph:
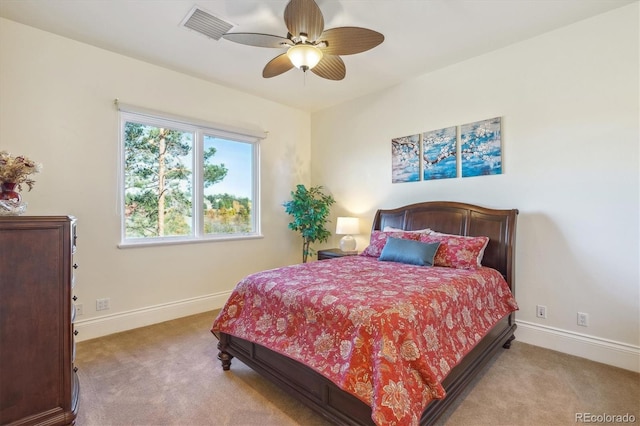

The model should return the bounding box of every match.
[118,233,264,249]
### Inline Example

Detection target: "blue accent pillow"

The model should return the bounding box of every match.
[378,237,440,266]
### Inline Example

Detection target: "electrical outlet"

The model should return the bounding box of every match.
[536,305,547,319]
[75,303,83,316]
[96,298,110,311]
[577,312,589,327]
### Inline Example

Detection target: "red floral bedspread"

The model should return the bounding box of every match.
[212,256,518,426]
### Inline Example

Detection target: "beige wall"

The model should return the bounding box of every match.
[0,18,310,338]
[311,5,639,370]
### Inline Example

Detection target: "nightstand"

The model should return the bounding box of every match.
[317,248,358,260]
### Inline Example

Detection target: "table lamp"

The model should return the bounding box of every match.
[336,217,360,252]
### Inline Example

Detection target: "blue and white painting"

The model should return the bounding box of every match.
[423,126,457,180]
[392,134,420,183]
[460,117,502,177]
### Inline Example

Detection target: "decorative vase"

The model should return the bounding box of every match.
[0,182,27,215]
[0,182,21,202]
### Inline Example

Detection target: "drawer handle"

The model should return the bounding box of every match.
[73,295,78,301]
[74,330,79,336]
[73,264,79,269]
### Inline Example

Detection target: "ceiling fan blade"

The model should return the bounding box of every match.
[284,0,324,41]
[223,32,291,48]
[311,55,346,81]
[263,53,295,78]
[319,27,384,55]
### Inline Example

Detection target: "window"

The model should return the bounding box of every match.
[118,104,263,246]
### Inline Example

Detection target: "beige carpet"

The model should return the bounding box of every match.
[76,311,639,426]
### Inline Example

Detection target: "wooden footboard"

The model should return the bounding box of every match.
[215,317,516,425]
[216,331,375,425]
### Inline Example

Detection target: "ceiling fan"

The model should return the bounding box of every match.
[222,0,384,81]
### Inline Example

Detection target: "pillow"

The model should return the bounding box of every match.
[419,233,489,269]
[383,226,432,234]
[360,230,422,258]
[378,237,440,266]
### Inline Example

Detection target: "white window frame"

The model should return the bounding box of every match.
[117,103,265,248]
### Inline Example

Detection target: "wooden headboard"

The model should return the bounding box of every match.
[372,201,518,291]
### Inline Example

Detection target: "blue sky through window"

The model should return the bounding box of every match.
[204,136,252,198]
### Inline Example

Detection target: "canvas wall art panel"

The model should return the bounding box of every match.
[422,126,457,180]
[460,117,502,177]
[392,134,420,183]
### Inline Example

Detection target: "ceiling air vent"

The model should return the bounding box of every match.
[181,6,234,41]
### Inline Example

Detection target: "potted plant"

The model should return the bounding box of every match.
[283,184,335,263]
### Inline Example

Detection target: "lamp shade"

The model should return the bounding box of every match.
[336,217,359,252]
[336,217,359,235]
[287,44,323,71]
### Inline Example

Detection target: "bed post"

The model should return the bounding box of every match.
[217,343,233,370]
[213,331,234,370]
[502,334,516,349]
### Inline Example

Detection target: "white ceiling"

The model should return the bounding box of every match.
[0,0,634,112]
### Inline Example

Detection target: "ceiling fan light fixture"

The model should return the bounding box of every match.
[287,44,323,71]
[223,0,383,80]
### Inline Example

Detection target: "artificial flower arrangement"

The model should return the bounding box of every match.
[0,150,42,191]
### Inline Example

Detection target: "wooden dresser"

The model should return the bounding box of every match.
[0,216,79,426]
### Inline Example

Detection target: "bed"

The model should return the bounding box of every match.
[212,201,518,425]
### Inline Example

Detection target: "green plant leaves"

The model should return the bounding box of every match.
[283,184,335,262]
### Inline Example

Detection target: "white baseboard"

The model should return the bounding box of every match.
[74,292,231,342]
[516,320,640,373]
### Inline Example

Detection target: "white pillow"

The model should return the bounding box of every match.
[383,226,432,234]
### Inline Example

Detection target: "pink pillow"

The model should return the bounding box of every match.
[360,231,422,258]
[419,233,489,269]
